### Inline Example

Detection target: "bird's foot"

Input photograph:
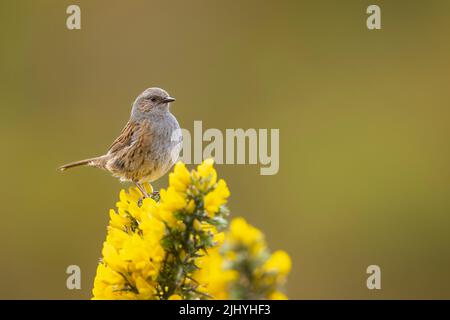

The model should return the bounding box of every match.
[150,191,160,202]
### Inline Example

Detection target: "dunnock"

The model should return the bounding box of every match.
[59,87,181,197]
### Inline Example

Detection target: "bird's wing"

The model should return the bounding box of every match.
[107,121,137,154]
[131,119,152,151]
[107,119,152,174]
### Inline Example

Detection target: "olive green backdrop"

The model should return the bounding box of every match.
[1,0,449,299]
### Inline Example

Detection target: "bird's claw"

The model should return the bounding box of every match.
[150,191,160,202]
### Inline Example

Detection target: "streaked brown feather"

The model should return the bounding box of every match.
[106,119,153,181]
[107,120,137,154]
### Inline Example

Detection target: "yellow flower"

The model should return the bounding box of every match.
[93,160,290,301]
[227,217,265,256]
[193,219,202,231]
[186,199,196,214]
[158,186,187,227]
[177,220,187,232]
[93,185,165,300]
[225,251,237,261]
[93,160,232,300]
[262,250,292,276]
[194,247,238,299]
[198,217,292,300]
[117,187,140,207]
[92,263,126,299]
[268,291,288,300]
[141,182,153,195]
[197,158,217,189]
[204,179,230,216]
[213,232,225,246]
[135,276,155,299]
[160,187,187,212]
[139,199,162,232]
[109,209,129,230]
[169,162,191,192]
[102,243,127,274]
[106,227,130,249]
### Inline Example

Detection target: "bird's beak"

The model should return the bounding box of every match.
[163,97,176,103]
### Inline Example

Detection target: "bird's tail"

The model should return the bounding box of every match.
[59,156,104,171]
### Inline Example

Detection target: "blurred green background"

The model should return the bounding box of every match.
[1,0,450,299]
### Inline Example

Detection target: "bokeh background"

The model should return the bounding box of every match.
[1,0,449,299]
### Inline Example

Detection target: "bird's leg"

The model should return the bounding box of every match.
[134,181,150,198]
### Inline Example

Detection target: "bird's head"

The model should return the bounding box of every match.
[131,87,175,119]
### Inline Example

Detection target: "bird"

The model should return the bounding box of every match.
[59,87,182,198]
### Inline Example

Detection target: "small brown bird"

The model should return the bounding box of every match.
[59,87,182,197]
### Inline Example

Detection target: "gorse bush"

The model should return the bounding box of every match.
[92,159,291,300]
[195,218,291,300]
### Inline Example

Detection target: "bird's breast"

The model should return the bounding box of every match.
[139,113,181,181]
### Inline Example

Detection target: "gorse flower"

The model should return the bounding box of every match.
[194,217,292,300]
[92,159,291,300]
[93,184,165,299]
[156,160,230,299]
[93,160,230,299]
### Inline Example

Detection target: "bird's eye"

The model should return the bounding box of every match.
[150,97,157,102]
